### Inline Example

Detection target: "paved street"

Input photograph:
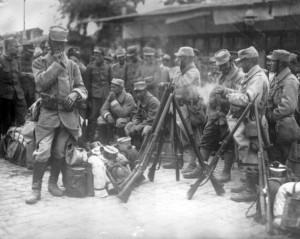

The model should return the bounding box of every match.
[0,157,290,239]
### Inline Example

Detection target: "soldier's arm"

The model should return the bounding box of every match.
[139,97,159,126]
[273,79,299,120]
[71,63,88,100]
[32,58,64,92]
[110,93,136,118]
[100,97,111,118]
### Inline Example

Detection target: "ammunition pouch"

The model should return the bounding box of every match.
[244,117,258,138]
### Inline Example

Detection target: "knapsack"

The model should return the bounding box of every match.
[4,127,27,167]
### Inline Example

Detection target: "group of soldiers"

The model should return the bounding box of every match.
[1,25,300,219]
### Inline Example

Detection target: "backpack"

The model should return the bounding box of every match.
[4,127,27,167]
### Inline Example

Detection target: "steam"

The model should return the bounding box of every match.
[197,83,217,105]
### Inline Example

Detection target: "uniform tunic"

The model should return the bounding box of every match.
[32,52,87,162]
[0,55,27,134]
[111,63,126,80]
[124,59,141,95]
[227,65,269,164]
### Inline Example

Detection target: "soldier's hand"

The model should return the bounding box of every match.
[128,126,136,136]
[64,92,78,110]
[212,85,224,94]
[107,115,115,125]
[108,91,116,102]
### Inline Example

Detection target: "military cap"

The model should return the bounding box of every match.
[209,57,216,63]
[22,43,35,53]
[126,45,138,57]
[143,46,155,56]
[104,55,113,62]
[174,47,194,57]
[103,145,119,160]
[193,48,200,56]
[162,54,171,60]
[214,49,231,66]
[4,37,20,47]
[111,78,125,88]
[67,46,80,59]
[49,26,68,42]
[235,46,258,62]
[93,46,105,54]
[134,81,147,91]
[116,48,126,57]
[267,49,291,62]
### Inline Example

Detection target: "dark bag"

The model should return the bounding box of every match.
[276,115,300,144]
[65,166,87,198]
[4,127,27,167]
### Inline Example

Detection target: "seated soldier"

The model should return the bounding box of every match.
[97,78,136,144]
[125,81,159,149]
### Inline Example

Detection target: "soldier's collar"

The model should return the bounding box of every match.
[275,67,291,83]
[244,65,261,81]
[117,90,126,102]
[181,62,196,75]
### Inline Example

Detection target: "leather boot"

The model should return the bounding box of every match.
[48,158,64,197]
[97,124,107,145]
[182,148,210,178]
[215,150,234,183]
[230,168,257,202]
[106,124,115,145]
[181,147,198,174]
[25,162,48,204]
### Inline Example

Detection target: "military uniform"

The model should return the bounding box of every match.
[266,65,299,164]
[84,48,112,141]
[20,43,36,107]
[25,26,87,204]
[112,62,126,80]
[0,39,27,135]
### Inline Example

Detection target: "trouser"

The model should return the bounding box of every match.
[0,97,27,135]
[87,97,105,141]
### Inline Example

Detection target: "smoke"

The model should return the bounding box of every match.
[196,83,217,105]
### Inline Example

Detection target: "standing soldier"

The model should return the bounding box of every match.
[124,45,141,95]
[25,26,87,204]
[111,48,126,80]
[266,50,299,167]
[183,49,244,180]
[0,38,27,136]
[85,46,112,142]
[20,43,36,108]
[224,46,269,202]
[164,47,203,174]
[67,46,86,74]
[135,46,169,99]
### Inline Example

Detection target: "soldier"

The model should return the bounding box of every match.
[0,38,27,136]
[183,49,244,180]
[162,54,172,68]
[85,46,112,142]
[223,46,269,202]
[135,46,169,99]
[25,26,87,204]
[125,81,159,150]
[207,57,220,84]
[124,45,142,96]
[163,47,203,174]
[266,50,299,167]
[97,78,136,144]
[33,39,49,60]
[20,43,36,108]
[111,48,126,80]
[67,46,86,74]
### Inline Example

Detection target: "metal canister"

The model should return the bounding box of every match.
[85,163,94,197]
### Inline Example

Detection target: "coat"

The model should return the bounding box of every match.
[0,55,24,100]
[124,59,141,94]
[84,62,112,99]
[111,63,126,80]
[266,67,299,121]
[32,52,87,141]
[20,55,35,100]
[100,90,136,120]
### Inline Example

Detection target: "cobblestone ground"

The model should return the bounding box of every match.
[0,157,291,239]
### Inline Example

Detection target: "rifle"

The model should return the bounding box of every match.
[254,102,273,233]
[187,93,259,200]
[117,93,174,202]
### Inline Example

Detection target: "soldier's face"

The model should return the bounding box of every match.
[218,61,231,75]
[111,84,122,96]
[144,55,154,65]
[50,40,66,54]
[94,52,104,64]
[135,89,146,100]
[270,60,278,73]
[7,44,19,57]
[239,58,251,73]
[117,55,125,65]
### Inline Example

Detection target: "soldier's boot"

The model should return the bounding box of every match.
[60,159,67,188]
[181,147,197,174]
[115,126,126,138]
[25,162,48,204]
[48,159,64,197]
[215,150,234,183]
[230,169,258,202]
[97,124,107,145]
[182,148,210,179]
[106,124,115,145]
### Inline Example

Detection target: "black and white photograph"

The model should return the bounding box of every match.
[1,0,300,238]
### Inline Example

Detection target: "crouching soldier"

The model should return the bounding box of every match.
[97,78,136,144]
[125,81,159,149]
[25,26,87,204]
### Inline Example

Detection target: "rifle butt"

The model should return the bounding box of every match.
[187,173,207,200]
[210,174,225,195]
[147,167,155,182]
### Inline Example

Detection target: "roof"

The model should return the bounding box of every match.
[80,0,284,23]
